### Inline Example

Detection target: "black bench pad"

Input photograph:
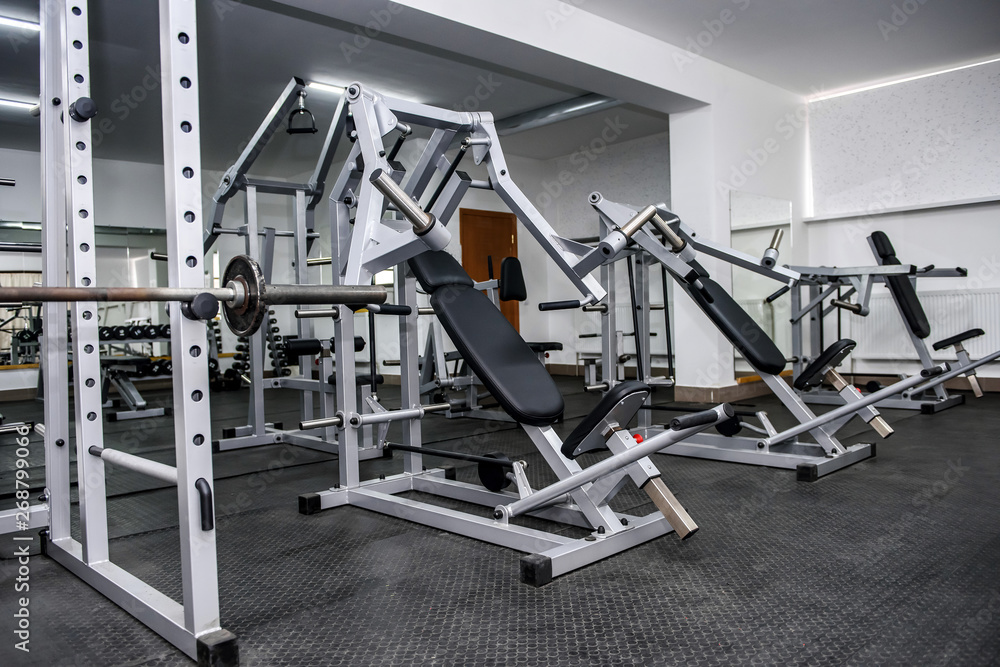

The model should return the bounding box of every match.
[528,342,563,353]
[680,277,786,376]
[432,283,564,426]
[561,381,649,459]
[794,339,856,391]
[933,328,985,351]
[870,232,930,339]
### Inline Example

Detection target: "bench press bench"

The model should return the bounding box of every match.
[865,231,993,411]
[588,195,951,480]
[302,249,731,583]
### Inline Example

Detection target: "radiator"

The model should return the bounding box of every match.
[840,290,1000,361]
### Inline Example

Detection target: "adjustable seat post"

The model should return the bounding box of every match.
[824,367,894,438]
[952,343,984,397]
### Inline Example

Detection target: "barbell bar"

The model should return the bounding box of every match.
[0,254,387,337]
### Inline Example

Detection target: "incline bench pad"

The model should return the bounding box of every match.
[933,328,985,351]
[410,252,564,427]
[681,277,787,376]
[870,232,931,339]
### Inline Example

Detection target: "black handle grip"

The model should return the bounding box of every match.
[538,300,582,312]
[669,404,733,431]
[956,267,968,277]
[195,478,214,531]
[919,264,935,272]
[921,364,949,378]
[765,285,791,303]
[372,304,412,316]
[578,333,601,339]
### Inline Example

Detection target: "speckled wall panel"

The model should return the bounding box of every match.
[809,60,1000,217]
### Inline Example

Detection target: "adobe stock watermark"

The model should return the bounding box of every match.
[714,92,825,200]
[452,74,502,113]
[545,0,587,31]
[534,116,630,210]
[11,423,34,654]
[673,0,752,73]
[340,2,405,63]
[878,0,931,41]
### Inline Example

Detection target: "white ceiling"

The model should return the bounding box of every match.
[1,0,997,170]
[0,0,667,170]
[580,0,1000,95]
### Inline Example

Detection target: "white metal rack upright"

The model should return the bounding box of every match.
[35,1,237,664]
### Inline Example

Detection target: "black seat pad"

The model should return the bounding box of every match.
[870,232,930,339]
[527,342,563,353]
[561,381,649,459]
[499,257,528,302]
[933,328,985,351]
[794,339,856,390]
[680,277,786,375]
[431,284,564,426]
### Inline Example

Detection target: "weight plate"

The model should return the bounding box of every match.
[477,451,513,493]
[715,416,743,437]
[222,255,266,337]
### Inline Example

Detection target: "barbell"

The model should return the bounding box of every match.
[0,254,387,337]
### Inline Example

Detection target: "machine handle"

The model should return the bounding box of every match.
[765,285,790,303]
[539,300,582,311]
[369,304,412,316]
[831,299,863,314]
[670,404,733,431]
[195,478,214,531]
[921,364,948,378]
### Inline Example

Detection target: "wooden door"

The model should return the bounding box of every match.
[459,208,519,331]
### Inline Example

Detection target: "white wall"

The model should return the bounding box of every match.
[806,61,1000,378]
[810,61,1000,218]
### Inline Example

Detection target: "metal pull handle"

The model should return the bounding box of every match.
[195,478,214,531]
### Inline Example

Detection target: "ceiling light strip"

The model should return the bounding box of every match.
[0,16,40,31]
[810,55,1000,102]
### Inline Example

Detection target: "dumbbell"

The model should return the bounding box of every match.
[127,325,145,339]
[112,326,129,340]
[99,326,112,340]
[142,324,159,339]
[207,358,220,374]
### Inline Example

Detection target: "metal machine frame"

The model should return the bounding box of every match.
[582,195,953,480]
[789,245,1000,413]
[297,85,730,582]
[206,78,384,456]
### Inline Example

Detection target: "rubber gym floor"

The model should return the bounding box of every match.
[1,377,998,666]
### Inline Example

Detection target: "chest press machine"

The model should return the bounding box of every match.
[790,231,999,413]
[580,195,951,480]
[292,84,733,584]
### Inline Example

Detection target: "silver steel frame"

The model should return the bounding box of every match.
[35,3,236,664]
[302,88,719,582]
[587,195,902,480]
[788,238,995,413]
[207,81,381,457]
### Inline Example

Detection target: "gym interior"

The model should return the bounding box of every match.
[1,2,998,665]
